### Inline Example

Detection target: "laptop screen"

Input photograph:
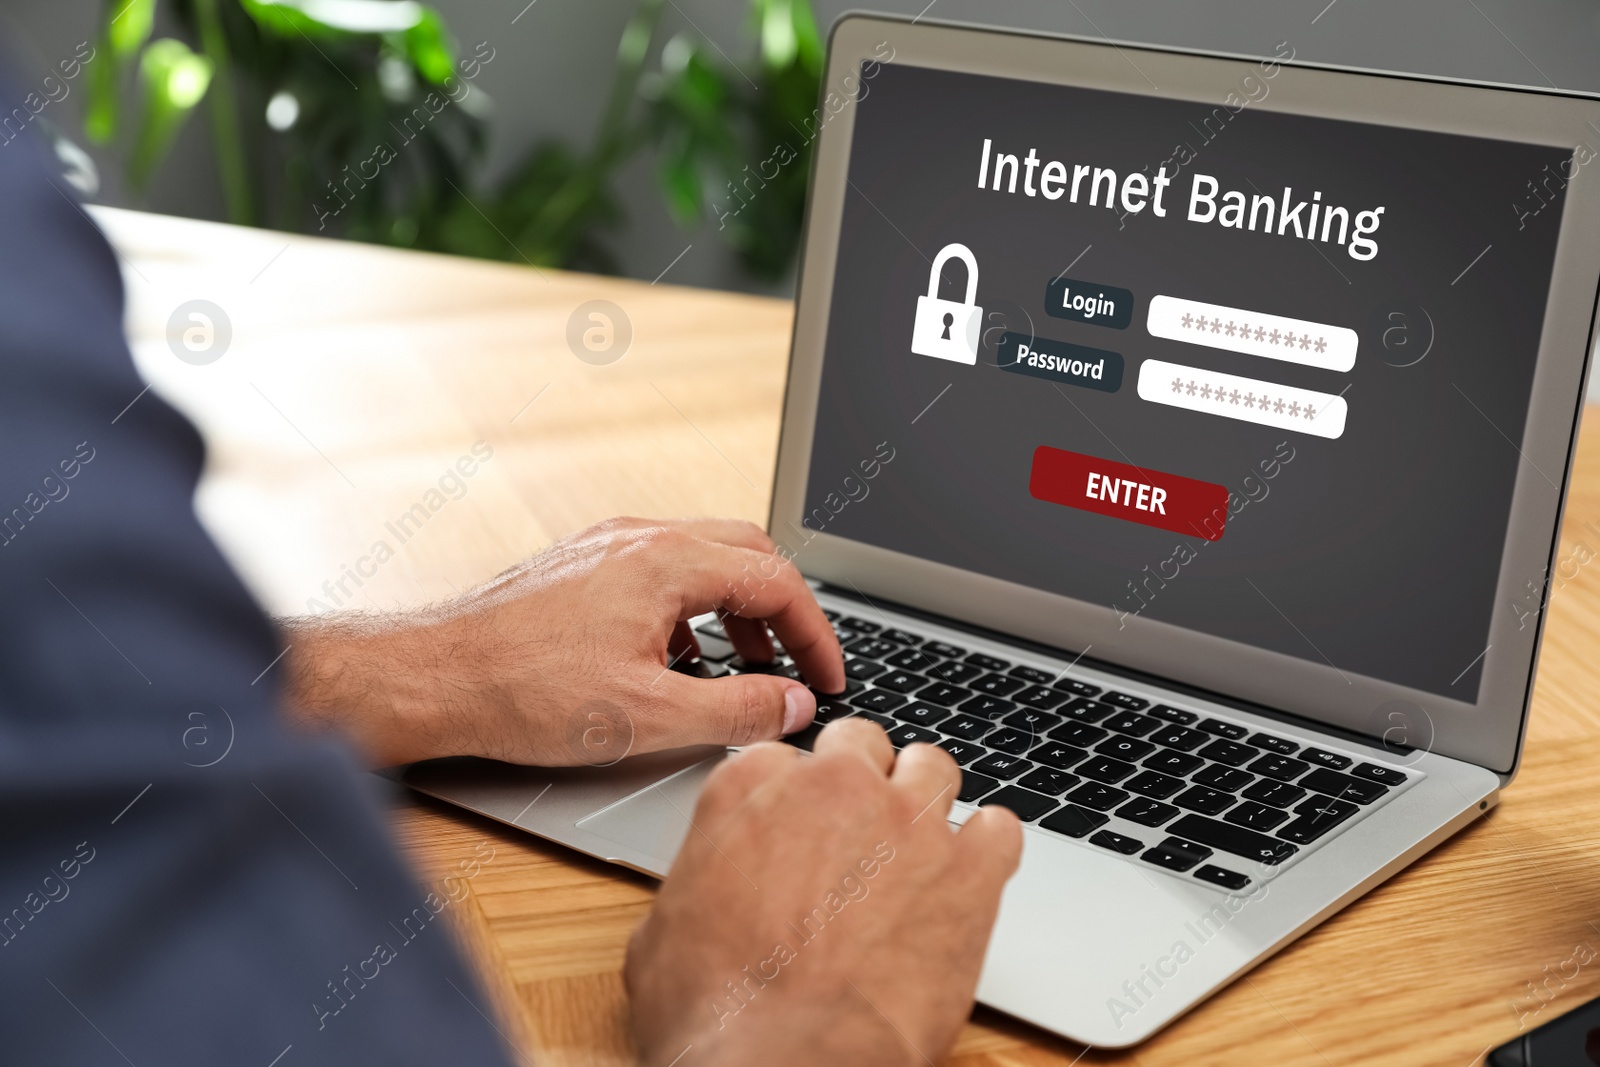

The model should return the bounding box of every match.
[802,60,1574,701]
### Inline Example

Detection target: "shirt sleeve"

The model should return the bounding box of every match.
[0,99,516,1065]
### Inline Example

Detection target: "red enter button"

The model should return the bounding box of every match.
[1028,446,1231,540]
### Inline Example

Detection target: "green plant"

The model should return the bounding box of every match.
[85,0,824,282]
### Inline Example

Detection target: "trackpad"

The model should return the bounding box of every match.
[575,754,724,872]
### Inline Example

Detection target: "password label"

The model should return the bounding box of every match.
[997,332,1124,393]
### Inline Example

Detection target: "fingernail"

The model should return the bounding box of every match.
[782,685,815,734]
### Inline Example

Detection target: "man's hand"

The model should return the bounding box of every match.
[281,517,844,767]
[626,720,1024,1067]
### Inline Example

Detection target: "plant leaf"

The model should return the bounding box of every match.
[128,39,214,191]
[108,0,156,57]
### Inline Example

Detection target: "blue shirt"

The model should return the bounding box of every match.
[0,103,515,1064]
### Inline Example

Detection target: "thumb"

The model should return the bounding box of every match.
[657,672,817,748]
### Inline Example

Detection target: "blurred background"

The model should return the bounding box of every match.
[4,0,1600,298]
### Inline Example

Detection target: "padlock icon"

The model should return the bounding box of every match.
[911,242,982,365]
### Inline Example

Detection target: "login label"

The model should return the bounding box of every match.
[1045,276,1135,329]
[997,332,1123,393]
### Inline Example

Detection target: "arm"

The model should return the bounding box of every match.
[0,115,513,1063]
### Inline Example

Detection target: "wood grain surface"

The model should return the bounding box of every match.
[98,206,1600,1066]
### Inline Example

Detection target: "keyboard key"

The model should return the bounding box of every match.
[916,682,970,706]
[927,661,984,686]
[1091,830,1145,855]
[1117,797,1180,827]
[1148,724,1209,752]
[1224,800,1290,831]
[922,641,967,659]
[1066,782,1130,811]
[879,628,922,646]
[1052,677,1101,698]
[1277,806,1357,845]
[1008,665,1054,685]
[1295,794,1360,823]
[1143,750,1205,776]
[1198,718,1249,740]
[887,724,940,749]
[1048,721,1108,748]
[844,637,897,659]
[1247,754,1310,782]
[893,703,950,728]
[1028,742,1089,770]
[1101,691,1150,710]
[782,721,823,751]
[1014,685,1070,710]
[1352,762,1409,787]
[963,651,1008,671]
[938,739,985,765]
[1198,739,1257,767]
[845,658,887,681]
[1148,704,1198,725]
[958,770,1000,803]
[1095,736,1156,762]
[813,701,855,727]
[876,670,928,694]
[1242,780,1306,808]
[1018,767,1080,795]
[729,656,780,674]
[885,649,941,673]
[838,616,880,634]
[831,627,859,646]
[1194,865,1251,890]
[1301,748,1352,771]
[938,715,994,742]
[852,689,908,713]
[1300,768,1387,804]
[970,673,1024,697]
[694,619,726,638]
[854,710,894,731]
[980,786,1058,822]
[1173,785,1236,816]
[1141,838,1212,872]
[1062,700,1115,723]
[985,729,1037,756]
[1169,814,1299,866]
[1102,712,1159,737]
[957,695,1015,720]
[971,752,1032,780]
[1249,733,1299,755]
[1004,708,1059,732]
[1076,755,1137,784]
[1039,804,1107,838]
[1124,770,1185,800]
[1193,765,1253,792]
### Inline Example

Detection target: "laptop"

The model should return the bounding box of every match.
[405,14,1600,1047]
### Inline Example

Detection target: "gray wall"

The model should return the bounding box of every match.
[4,0,1600,294]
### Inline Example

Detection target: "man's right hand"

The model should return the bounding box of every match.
[625,719,1024,1067]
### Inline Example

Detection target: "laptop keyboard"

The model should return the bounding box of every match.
[691,609,1416,892]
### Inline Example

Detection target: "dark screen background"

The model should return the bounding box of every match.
[802,62,1571,699]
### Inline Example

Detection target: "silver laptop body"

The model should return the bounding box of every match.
[407,15,1600,1047]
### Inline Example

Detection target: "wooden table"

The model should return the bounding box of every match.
[100,206,1600,1066]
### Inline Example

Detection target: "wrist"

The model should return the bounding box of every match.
[280,611,483,766]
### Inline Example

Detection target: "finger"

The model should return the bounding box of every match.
[661,518,777,554]
[651,671,815,749]
[667,620,700,665]
[671,542,844,695]
[889,742,962,825]
[812,715,895,775]
[953,804,1025,888]
[719,613,775,664]
[695,740,800,829]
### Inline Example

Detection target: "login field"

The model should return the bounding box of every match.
[1146,295,1358,372]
